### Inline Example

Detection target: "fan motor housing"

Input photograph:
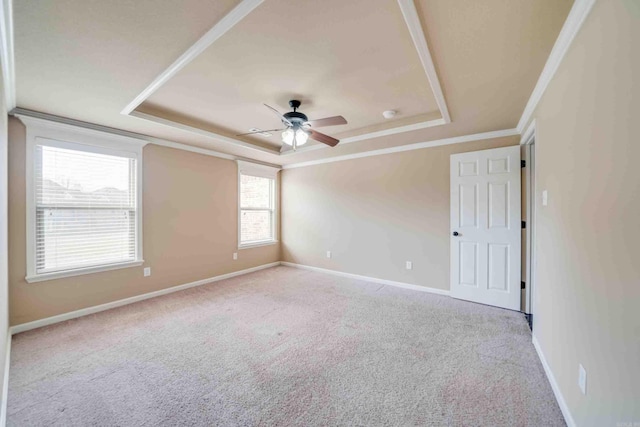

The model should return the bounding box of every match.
[283,111,308,124]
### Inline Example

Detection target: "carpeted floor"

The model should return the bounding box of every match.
[7,266,565,426]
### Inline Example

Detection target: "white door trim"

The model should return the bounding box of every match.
[521,122,536,316]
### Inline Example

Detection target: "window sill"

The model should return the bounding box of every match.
[25,260,144,283]
[238,240,279,250]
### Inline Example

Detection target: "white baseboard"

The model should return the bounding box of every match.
[280,262,450,297]
[532,334,576,427]
[1,333,11,427]
[10,262,281,335]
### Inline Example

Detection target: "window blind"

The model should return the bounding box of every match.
[239,174,275,244]
[35,144,138,274]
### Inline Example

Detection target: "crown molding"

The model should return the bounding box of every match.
[0,0,15,110]
[3,0,591,169]
[516,0,597,133]
[10,108,282,167]
[129,110,281,155]
[280,117,446,156]
[12,108,519,172]
[15,113,149,149]
[343,118,447,145]
[282,128,519,169]
[520,119,536,146]
[121,0,450,156]
[121,0,265,115]
[397,0,450,123]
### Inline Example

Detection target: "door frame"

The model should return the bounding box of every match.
[521,121,536,319]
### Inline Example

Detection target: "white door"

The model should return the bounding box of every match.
[450,146,521,310]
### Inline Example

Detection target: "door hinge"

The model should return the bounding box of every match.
[521,221,526,229]
[521,281,526,289]
[521,160,526,168]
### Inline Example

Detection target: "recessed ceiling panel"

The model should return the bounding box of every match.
[138,0,441,149]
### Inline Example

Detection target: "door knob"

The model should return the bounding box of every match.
[452,231,459,236]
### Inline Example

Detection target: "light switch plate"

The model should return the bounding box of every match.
[326,251,331,259]
[143,267,151,277]
[578,364,587,395]
[233,252,238,260]
[542,190,548,206]
[405,261,412,270]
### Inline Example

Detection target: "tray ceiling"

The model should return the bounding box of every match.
[13,0,574,164]
[126,0,447,153]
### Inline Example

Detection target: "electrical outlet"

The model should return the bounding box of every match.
[326,251,331,259]
[542,190,548,206]
[143,267,151,277]
[578,364,587,395]
[405,261,413,270]
[233,252,238,260]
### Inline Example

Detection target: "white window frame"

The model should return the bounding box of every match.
[237,160,280,249]
[19,115,147,283]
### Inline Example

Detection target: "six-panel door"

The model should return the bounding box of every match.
[450,145,521,310]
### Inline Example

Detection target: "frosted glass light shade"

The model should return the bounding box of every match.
[282,128,294,146]
[295,129,309,146]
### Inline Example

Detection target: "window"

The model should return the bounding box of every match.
[237,161,279,248]
[22,116,145,282]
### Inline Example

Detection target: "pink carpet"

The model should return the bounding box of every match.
[7,266,564,426]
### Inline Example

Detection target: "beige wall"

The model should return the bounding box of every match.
[8,118,280,325]
[5,3,638,424]
[281,136,518,289]
[524,0,640,424]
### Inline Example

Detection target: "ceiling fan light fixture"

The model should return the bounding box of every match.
[267,101,344,149]
[295,128,309,146]
[282,128,295,146]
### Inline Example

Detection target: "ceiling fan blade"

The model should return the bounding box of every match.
[309,129,339,147]
[264,104,293,127]
[307,115,347,127]
[236,128,286,137]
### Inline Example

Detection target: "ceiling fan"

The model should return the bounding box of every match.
[237,100,347,151]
